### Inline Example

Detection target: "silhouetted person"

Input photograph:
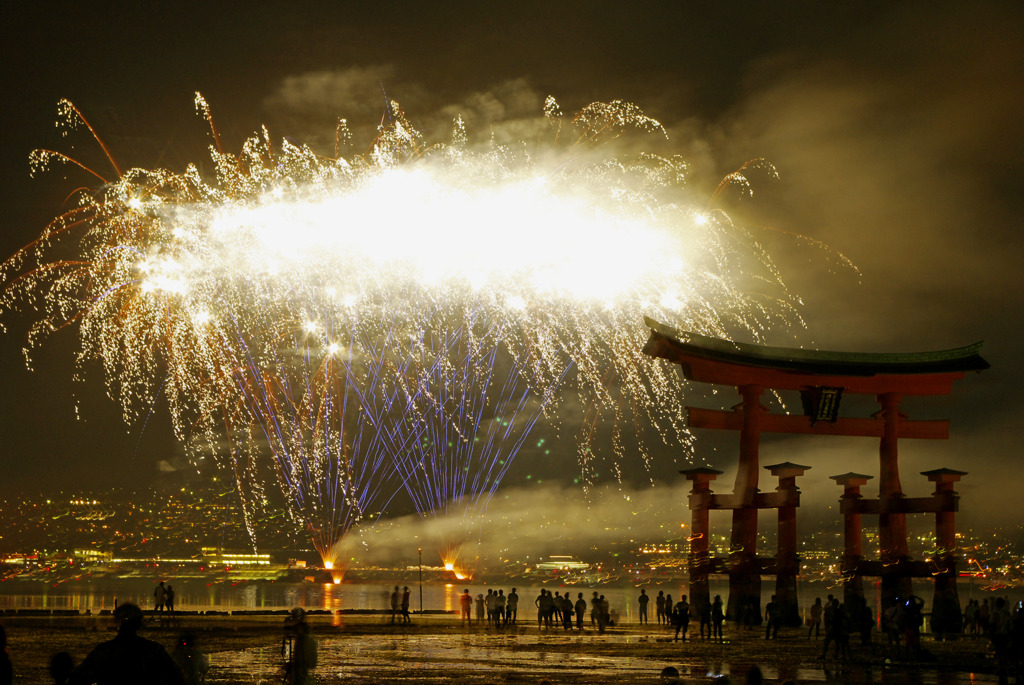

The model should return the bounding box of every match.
[390,586,400,623]
[660,665,680,684]
[495,589,507,627]
[460,589,473,622]
[561,593,573,630]
[574,593,586,630]
[745,665,764,685]
[164,585,176,622]
[401,586,411,623]
[990,597,1014,684]
[69,602,183,685]
[698,597,711,639]
[673,595,690,641]
[656,590,666,625]
[821,598,840,659]
[808,597,823,639]
[638,589,649,624]
[764,595,780,640]
[835,602,851,660]
[285,620,317,685]
[711,594,725,641]
[0,626,12,685]
[596,594,610,633]
[507,588,519,624]
[903,595,925,657]
[154,582,167,615]
[50,651,75,685]
[475,593,485,622]
[171,633,208,685]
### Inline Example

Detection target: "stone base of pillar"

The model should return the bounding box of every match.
[727,562,762,625]
[775,572,801,627]
[932,570,962,635]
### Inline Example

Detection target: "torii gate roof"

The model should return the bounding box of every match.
[643,317,989,395]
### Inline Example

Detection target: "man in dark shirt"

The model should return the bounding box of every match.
[69,603,183,685]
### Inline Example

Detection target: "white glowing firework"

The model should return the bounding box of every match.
[0,95,800,565]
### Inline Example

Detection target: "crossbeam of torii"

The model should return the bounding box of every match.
[642,318,988,628]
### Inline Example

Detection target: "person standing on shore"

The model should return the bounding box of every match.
[673,595,690,641]
[401,585,413,622]
[401,586,411,623]
[711,595,725,641]
[164,585,176,625]
[561,593,573,631]
[460,589,473,623]
[154,581,167,615]
[808,598,823,639]
[285,619,317,685]
[495,590,507,628]
[638,589,649,625]
[389,586,399,624]
[764,595,780,640]
[574,593,587,631]
[506,588,519,625]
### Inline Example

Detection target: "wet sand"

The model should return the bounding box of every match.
[0,612,1001,684]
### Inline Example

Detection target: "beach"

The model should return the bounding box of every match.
[0,611,1004,684]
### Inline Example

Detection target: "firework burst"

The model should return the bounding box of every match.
[1,93,802,562]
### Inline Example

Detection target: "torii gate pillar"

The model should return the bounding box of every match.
[925,468,966,635]
[728,384,765,624]
[831,472,873,606]
[767,462,811,627]
[680,467,723,622]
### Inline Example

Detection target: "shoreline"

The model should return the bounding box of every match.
[0,612,1004,684]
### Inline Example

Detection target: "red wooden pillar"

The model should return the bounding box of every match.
[681,467,722,623]
[831,472,873,605]
[728,384,764,623]
[767,462,810,626]
[877,392,912,605]
[924,468,966,634]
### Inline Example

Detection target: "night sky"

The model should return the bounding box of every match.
[1,2,1022,536]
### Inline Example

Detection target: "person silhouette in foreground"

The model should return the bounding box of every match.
[285,619,318,685]
[171,633,208,685]
[69,602,183,685]
[49,652,75,684]
[0,625,13,685]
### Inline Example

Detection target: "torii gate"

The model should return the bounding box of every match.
[642,318,988,627]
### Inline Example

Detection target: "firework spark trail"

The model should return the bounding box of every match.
[391,309,572,568]
[0,93,809,564]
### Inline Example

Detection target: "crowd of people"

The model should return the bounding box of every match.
[456,587,621,633]
[2,583,1023,683]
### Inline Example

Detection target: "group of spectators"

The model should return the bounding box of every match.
[458,588,616,632]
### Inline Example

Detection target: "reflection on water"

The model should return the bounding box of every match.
[202,630,1000,684]
[1,578,1021,622]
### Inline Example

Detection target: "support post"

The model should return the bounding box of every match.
[728,384,764,624]
[831,473,873,606]
[877,392,912,606]
[923,468,966,635]
[766,462,810,627]
[681,467,722,625]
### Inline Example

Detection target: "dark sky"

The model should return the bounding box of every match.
[1,2,1022,534]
